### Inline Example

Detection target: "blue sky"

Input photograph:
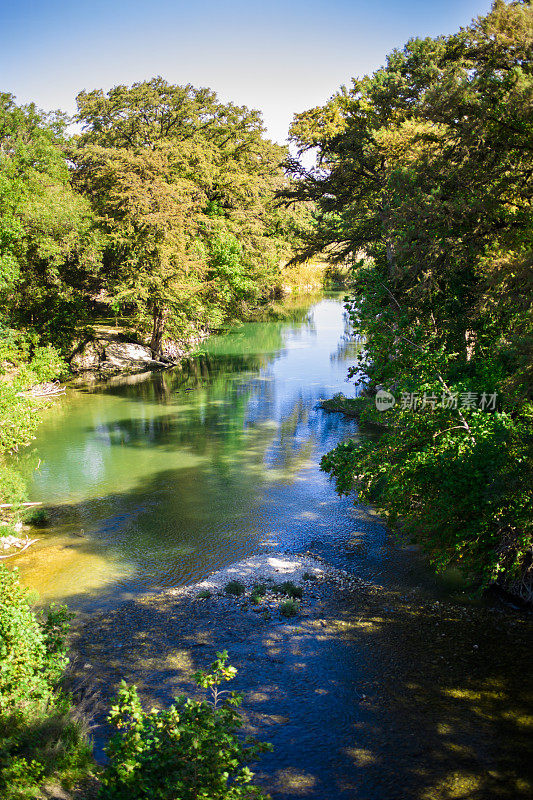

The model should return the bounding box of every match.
[1,0,493,143]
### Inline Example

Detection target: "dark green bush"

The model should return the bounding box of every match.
[0,566,70,712]
[277,581,303,599]
[250,584,266,604]
[224,580,245,596]
[99,651,272,800]
[24,509,50,528]
[279,600,300,618]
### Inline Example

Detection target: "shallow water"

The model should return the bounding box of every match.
[17,294,388,609]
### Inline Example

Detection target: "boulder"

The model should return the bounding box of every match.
[104,341,155,367]
[70,339,105,371]
[70,337,168,376]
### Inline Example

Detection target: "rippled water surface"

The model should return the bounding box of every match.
[18,295,373,607]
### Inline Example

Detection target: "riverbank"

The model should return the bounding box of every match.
[68,548,533,800]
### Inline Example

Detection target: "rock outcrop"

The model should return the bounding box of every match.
[70,336,170,377]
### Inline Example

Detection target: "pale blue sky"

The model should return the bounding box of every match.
[1,0,493,143]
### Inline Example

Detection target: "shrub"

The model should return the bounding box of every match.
[224,580,245,596]
[278,581,303,599]
[99,651,272,800]
[29,346,68,383]
[197,589,212,599]
[0,566,91,799]
[24,509,50,528]
[0,566,71,713]
[250,584,266,604]
[14,345,68,390]
[0,707,92,800]
[279,600,300,618]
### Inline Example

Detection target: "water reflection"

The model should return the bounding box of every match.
[16,296,363,608]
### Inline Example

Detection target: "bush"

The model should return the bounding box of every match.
[196,589,212,599]
[24,509,50,528]
[28,346,68,383]
[224,580,245,597]
[275,581,303,599]
[0,566,92,799]
[14,345,68,390]
[0,384,41,454]
[99,650,272,800]
[0,566,70,713]
[0,707,92,800]
[250,584,266,604]
[279,600,300,618]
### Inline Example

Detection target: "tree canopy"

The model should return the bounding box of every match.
[286,0,533,596]
[73,78,292,353]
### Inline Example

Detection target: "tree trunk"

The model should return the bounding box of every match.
[150,305,168,358]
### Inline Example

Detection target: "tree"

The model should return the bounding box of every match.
[286,0,533,594]
[73,78,289,355]
[0,93,101,351]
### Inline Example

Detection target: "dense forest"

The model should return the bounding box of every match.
[0,1,532,798]
[0,79,307,356]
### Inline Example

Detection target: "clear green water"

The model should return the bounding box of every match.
[18,295,370,608]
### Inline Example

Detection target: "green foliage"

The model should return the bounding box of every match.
[278,581,303,599]
[14,345,68,389]
[0,384,40,454]
[250,584,267,604]
[279,600,300,618]
[196,589,212,599]
[23,508,50,527]
[0,93,102,350]
[0,707,92,800]
[289,1,533,593]
[99,651,272,800]
[72,78,294,354]
[0,566,71,712]
[224,580,246,596]
[0,342,65,512]
[1,81,297,362]
[0,567,91,799]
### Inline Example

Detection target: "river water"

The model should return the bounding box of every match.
[18,294,376,608]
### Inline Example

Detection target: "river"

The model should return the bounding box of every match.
[18,294,369,607]
[14,294,533,800]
